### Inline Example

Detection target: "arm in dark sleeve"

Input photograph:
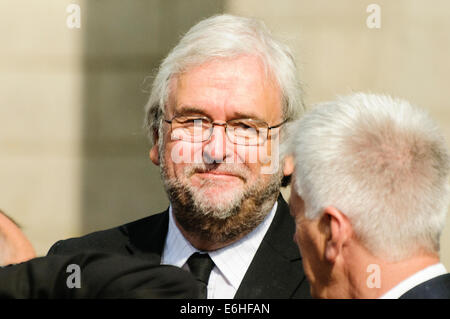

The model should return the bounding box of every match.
[0,252,198,299]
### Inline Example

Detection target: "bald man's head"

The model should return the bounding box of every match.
[0,210,35,266]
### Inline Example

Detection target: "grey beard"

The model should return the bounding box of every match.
[163,173,281,245]
[159,158,283,245]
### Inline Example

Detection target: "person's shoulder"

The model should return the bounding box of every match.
[47,211,168,256]
[400,273,450,299]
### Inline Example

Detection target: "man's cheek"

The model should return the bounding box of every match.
[224,143,253,164]
[168,141,203,164]
[226,142,271,167]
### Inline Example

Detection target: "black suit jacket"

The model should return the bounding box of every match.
[0,252,200,298]
[48,196,310,299]
[399,273,450,299]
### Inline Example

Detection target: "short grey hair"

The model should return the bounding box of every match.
[289,93,450,261]
[144,14,304,144]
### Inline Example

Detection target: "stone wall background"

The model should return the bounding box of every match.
[1,0,449,268]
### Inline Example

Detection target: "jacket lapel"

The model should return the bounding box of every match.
[234,196,309,298]
[123,209,169,264]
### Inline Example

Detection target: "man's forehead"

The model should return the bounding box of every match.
[180,55,267,79]
[166,57,282,121]
[172,104,267,122]
[176,61,269,95]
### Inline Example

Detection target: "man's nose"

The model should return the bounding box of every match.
[202,124,228,164]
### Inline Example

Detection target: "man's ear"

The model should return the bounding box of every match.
[283,155,294,176]
[149,130,160,166]
[322,206,352,264]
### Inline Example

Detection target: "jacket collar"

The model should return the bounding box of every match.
[234,195,307,298]
[123,209,169,263]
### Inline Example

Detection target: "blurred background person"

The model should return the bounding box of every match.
[0,210,35,266]
[287,93,450,298]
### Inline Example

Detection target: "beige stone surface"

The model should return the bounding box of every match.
[0,0,84,256]
[0,157,81,255]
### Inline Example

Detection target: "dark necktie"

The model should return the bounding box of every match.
[186,252,215,299]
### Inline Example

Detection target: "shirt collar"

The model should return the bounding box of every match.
[160,205,198,268]
[161,201,278,290]
[379,263,448,299]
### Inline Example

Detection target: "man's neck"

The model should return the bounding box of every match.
[349,253,441,299]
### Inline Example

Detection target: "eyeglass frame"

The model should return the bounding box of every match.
[163,115,287,146]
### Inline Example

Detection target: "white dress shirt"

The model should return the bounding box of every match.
[161,202,277,299]
[379,263,448,299]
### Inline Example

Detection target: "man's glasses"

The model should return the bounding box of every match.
[164,116,286,146]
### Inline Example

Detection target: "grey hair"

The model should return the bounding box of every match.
[289,92,450,261]
[144,14,304,144]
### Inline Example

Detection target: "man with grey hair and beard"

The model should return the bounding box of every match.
[287,92,450,298]
[48,14,310,299]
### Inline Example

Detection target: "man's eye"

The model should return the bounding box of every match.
[238,123,252,129]
[234,122,255,129]
[179,118,203,124]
